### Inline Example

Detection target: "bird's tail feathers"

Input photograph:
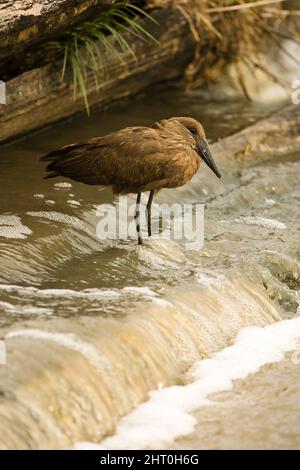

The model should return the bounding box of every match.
[44,171,59,179]
[40,143,86,162]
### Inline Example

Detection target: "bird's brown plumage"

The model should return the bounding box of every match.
[41,117,210,194]
[41,117,221,245]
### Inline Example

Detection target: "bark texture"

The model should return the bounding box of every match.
[0,1,115,62]
[0,7,196,143]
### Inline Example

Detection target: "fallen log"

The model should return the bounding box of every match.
[0,0,115,64]
[0,7,195,143]
[0,1,294,145]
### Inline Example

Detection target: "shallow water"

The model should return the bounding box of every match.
[171,355,300,450]
[0,88,299,449]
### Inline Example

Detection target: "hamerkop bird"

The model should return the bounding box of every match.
[41,117,221,245]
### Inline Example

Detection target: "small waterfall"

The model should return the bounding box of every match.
[0,276,281,449]
[0,87,299,450]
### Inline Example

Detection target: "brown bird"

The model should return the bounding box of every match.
[41,117,221,245]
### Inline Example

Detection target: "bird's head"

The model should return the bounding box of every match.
[161,117,221,179]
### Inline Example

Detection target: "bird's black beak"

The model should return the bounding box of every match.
[196,137,221,179]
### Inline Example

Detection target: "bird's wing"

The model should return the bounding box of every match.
[41,141,109,184]
[40,127,184,188]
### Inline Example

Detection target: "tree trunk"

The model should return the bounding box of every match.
[0,1,115,63]
[0,7,195,143]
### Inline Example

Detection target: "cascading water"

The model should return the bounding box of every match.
[0,89,299,449]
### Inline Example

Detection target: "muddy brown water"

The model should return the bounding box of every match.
[0,89,299,449]
[171,356,300,450]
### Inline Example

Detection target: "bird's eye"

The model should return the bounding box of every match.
[188,127,197,135]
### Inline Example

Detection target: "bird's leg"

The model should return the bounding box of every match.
[146,190,154,237]
[134,192,143,246]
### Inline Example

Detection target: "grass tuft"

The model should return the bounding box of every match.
[48,2,158,115]
[147,0,300,95]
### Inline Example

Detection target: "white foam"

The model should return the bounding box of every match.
[122,287,158,297]
[75,317,300,450]
[235,216,286,230]
[0,215,32,239]
[123,287,172,308]
[151,298,172,308]
[0,301,52,315]
[0,301,14,310]
[67,200,81,207]
[0,284,120,300]
[26,211,85,229]
[54,182,72,189]
[265,198,276,206]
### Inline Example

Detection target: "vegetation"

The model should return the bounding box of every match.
[46,0,300,112]
[47,2,158,114]
[148,0,300,94]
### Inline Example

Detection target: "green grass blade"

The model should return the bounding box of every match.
[52,2,159,116]
[123,4,159,24]
[61,43,69,80]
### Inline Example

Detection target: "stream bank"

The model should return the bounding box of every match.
[0,90,299,448]
[1,0,297,143]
